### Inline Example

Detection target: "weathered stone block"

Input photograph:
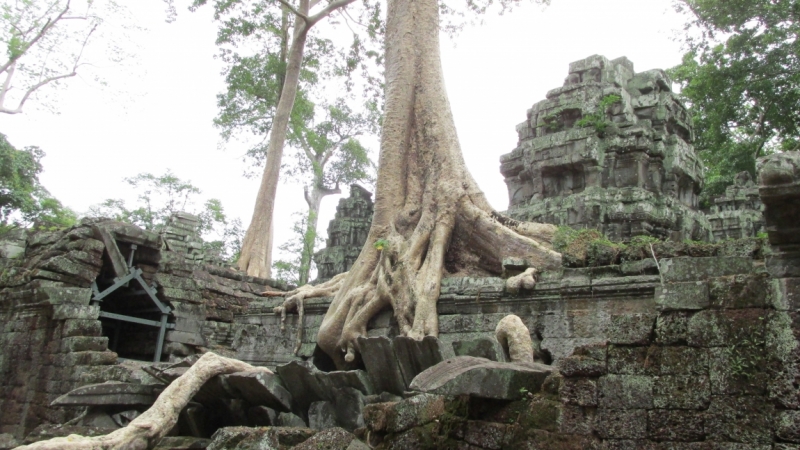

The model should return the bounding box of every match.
[558,343,607,377]
[652,375,710,409]
[452,337,508,362]
[595,409,647,440]
[558,404,594,435]
[55,351,116,367]
[778,410,800,443]
[517,396,560,432]
[606,314,655,345]
[62,319,102,337]
[657,346,708,375]
[647,410,704,441]
[559,377,597,406]
[38,285,92,305]
[166,330,205,347]
[52,304,100,321]
[160,288,202,303]
[357,336,406,395]
[770,277,800,310]
[655,281,709,311]
[59,337,108,353]
[708,274,768,309]
[708,346,768,395]
[704,396,774,444]
[655,311,693,345]
[373,394,446,434]
[542,337,606,363]
[394,336,449,386]
[308,401,337,430]
[607,346,658,375]
[463,421,507,450]
[660,257,752,282]
[687,309,767,347]
[223,370,292,412]
[409,356,552,400]
[597,375,653,409]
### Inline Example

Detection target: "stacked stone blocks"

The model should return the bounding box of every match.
[501,55,710,241]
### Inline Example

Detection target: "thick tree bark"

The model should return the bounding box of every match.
[289,0,562,369]
[17,353,267,450]
[238,0,311,278]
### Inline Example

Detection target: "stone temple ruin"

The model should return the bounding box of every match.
[1,56,799,449]
[502,55,709,241]
[312,184,374,283]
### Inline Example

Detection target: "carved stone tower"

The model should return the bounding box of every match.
[501,55,710,241]
[313,184,374,282]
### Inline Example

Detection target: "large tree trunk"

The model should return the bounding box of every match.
[307,0,562,368]
[238,0,311,278]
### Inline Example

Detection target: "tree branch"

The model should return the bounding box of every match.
[276,0,310,23]
[0,0,72,74]
[1,21,97,115]
[308,0,358,26]
[1,71,76,114]
[0,62,16,111]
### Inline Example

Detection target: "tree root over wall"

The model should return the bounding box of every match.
[273,0,562,370]
[17,353,270,450]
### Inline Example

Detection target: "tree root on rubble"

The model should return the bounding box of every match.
[17,353,269,450]
[495,314,535,363]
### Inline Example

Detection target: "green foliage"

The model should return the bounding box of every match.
[575,94,621,135]
[89,170,200,231]
[725,324,765,380]
[283,98,377,188]
[373,238,389,250]
[0,133,76,231]
[195,0,382,176]
[552,227,624,267]
[88,170,243,261]
[273,212,324,287]
[670,0,800,200]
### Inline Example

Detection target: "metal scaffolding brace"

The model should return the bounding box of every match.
[91,226,174,362]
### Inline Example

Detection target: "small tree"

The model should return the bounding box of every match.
[0,133,76,231]
[281,98,375,285]
[88,170,244,261]
[272,212,324,286]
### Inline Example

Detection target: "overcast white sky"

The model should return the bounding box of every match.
[1,0,687,263]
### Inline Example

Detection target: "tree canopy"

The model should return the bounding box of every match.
[670,0,800,200]
[0,134,76,231]
[89,171,244,261]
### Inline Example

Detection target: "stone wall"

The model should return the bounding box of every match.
[349,151,800,449]
[706,171,765,241]
[0,215,283,439]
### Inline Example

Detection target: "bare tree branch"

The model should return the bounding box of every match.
[308,0,358,26]
[0,0,72,74]
[0,70,76,114]
[0,21,96,114]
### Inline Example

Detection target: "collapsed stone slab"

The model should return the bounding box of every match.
[409,356,553,400]
[222,370,293,412]
[51,382,161,407]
